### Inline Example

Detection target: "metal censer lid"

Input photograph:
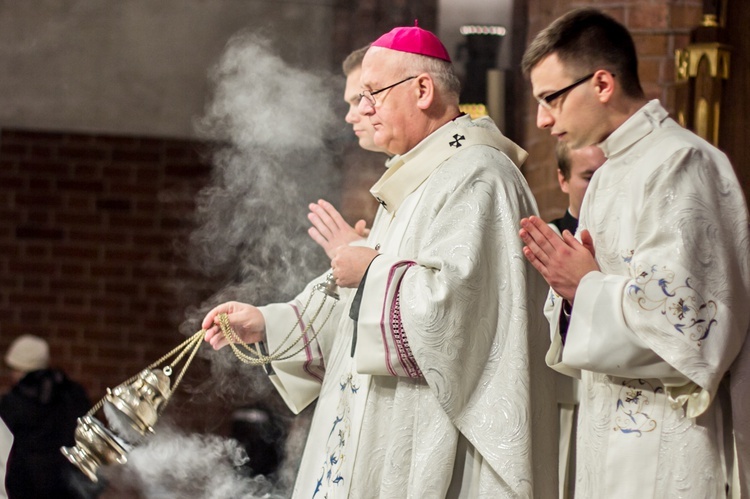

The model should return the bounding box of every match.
[61,272,339,482]
[61,368,174,482]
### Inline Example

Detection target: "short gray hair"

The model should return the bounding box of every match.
[399,52,461,101]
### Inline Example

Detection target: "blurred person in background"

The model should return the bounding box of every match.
[547,141,606,499]
[548,142,605,236]
[0,335,91,499]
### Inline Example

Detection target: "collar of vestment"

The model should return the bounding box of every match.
[370,115,527,213]
[599,99,668,159]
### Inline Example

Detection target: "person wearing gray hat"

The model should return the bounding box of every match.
[0,335,93,498]
[4,335,50,378]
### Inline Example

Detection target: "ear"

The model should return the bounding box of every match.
[593,69,616,104]
[415,73,435,110]
[557,169,570,194]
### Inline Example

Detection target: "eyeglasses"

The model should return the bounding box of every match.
[536,73,595,110]
[359,76,417,107]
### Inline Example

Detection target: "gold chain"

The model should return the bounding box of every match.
[217,291,337,365]
[86,330,204,417]
[86,283,338,419]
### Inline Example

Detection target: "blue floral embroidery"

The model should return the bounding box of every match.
[622,249,634,264]
[613,379,663,436]
[314,373,360,497]
[626,265,717,346]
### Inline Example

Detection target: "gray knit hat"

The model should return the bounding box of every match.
[5,334,49,372]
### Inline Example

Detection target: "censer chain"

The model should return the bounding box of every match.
[85,330,204,417]
[155,331,203,414]
[84,290,336,418]
[217,293,337,365]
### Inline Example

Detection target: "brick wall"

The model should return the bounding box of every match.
[0,128,215,403]
[521,0,704,220]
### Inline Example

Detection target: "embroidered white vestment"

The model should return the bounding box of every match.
[263,116,558,498]
[546,100,750,498]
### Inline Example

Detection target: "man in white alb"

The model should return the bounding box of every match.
[519,8,750,498]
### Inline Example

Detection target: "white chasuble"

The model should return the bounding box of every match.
[545,100,750,498]
[262,115,557,498]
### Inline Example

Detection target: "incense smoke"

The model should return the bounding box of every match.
[104,31,345,497]
[185,29,342,402]
[104,428,284,499]
[190,30,340,288]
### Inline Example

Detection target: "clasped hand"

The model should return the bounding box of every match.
[519,216,599,302]
[331,246,379,288]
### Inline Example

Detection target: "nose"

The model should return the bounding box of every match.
[345,104,359,124]
[536,104,554,129]
[358,97,375,116]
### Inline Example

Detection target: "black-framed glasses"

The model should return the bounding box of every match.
[359,76,417,107]
[536,73,595,110]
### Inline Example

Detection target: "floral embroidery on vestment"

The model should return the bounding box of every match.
[621,249,634,264]
[613,379,663,436]
[548,291,558,308]
[314,372,360,496]
[626,264,717,346]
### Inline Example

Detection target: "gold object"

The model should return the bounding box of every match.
[61,330,204,482]
[62,272,340,481]
[675,43,730,81]
[702,14,719,28]
[61,416,131,482]
[674,42,730,146]
[222,272,340,366]
[104,368,172,436]
[459,103,489,120]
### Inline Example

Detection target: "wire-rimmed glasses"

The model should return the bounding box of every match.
[359,75,417,107]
